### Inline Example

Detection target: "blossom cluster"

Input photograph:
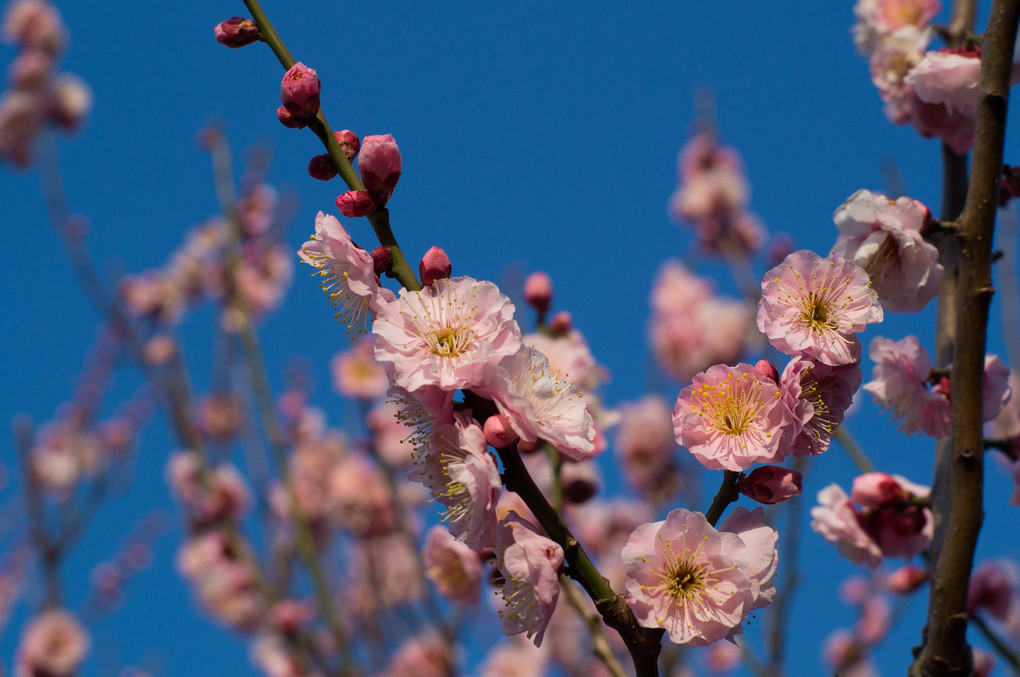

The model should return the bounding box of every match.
[854,0,1020,152]
[0,0,90,165]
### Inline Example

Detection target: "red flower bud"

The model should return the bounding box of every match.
[279,62,320,120]
[483,414,518,449]
[359,134,401,207]
[334,130,361,160]
[307,154,337,181]
[214,17,261,48]
[738,465,802,504]
[336,191,376,218]
[371,247,392,275]
[419,246,452,286]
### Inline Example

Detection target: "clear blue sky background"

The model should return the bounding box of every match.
[1,1,1019,675]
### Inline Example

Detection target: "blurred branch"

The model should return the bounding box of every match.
[912,1,1020,674]
[560,575,628,677]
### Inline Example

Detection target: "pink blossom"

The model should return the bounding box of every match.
[483,413,519,448]
[494,512,564,646]
[704,641,742,674]
[739,464,803,504]
[780,355,862,456]
[986,370,1020,440]
[331,337,388,400]
[2,0,65,54]
[359,134,402,207]
[669,132,748,223]
[982,354,1012,423]
[49,74,91,130]
[524,329,606,394]
[910,97,975,154]
[279,62,320,120]
[968,559,1018,620]
[621,508,761,646]
[863,335,950,437]
[16,609,89,676]
[810,484,883,568]
[479,347,596,460]
[334,129,360,159]
[831,189,942,313]
[417,411,501,550]
[673,363,798,471]
[479,638,548,677]
[382,634,454,677]
[329,453,397,537]
[855,596,892,645]
[166,452,251,525]
[906,50,983,116]
[373,276,521,392]
[422,525,483,604]
[419,245,452,286]
[386,384,455,457]
[758,250,883,366]
[350,535,425,609]
[853,0,940,53]
[176,531,265,630]
[298,211,394,334]
[718,507,780,615]
[614,395,682,497]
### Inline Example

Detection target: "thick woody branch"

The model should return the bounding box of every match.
[912,1,1020,674]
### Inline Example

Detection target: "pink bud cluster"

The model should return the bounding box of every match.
[0,0,90,166]
[668,130,765,257]
[276,62,320,128]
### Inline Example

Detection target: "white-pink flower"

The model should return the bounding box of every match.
[331,336,388,399]
[863,335,950,437]
[780,356,862,457]
[758,250,883,366]
[418,411,501,551]
[298,211,394,334]
[831,189,942,313]
[810,484,884,568]
[373,276,521,392]
[905,50,982,116]
[621,508,761,646]
[494,512,564,646]
[853,0,940,53]
[869,27,932,124]
[422,525,483,604]
[718,507,779,615]
[673,363,798,471]
[480,347,596,460]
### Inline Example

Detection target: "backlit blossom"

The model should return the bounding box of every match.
[382,634,454,677]
[417,411,501,551]
[331,336,388,399]
[524,330,606,395]
[494,513,564,646]
[810,484,883,568]
[831,189,942,313]
[298,211,393,334]
[621,509,761,646]
[906,50,982,116]
[863,335,949,437]
[480,347,596,460]
[780,356,862,456]
[422,525,483,604]
[373,276,520,392]
[758,250,883,366]
[673,363,797,471]
[16,609,89,677]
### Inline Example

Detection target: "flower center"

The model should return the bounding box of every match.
[428,326,474,357]
[665,559,705,601]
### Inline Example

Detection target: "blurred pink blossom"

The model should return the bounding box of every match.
[332,337,388,400]
[16,609,89,677]
[422,525,483,604]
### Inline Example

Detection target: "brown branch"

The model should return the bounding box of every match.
[911,1,1020,674]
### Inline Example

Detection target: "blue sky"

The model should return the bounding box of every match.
[1,1,1019,675]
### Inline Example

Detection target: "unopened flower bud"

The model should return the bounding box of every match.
[334,130,360,160]
[483,414,518,449]
[214,17,261,48]
[336,190,376,218]
[890,505,927,534]
[738,465,802,504]
[307,154,337,181]
[850,472,901,510]
[279,62,320,120]
[524,272,553,314]
[419,246,452,286]
[549,311,572,336]
[359,134,401,206]
[371,246,392,275]
[277,106,307,129]
[50,74,91,130]
[753,359,779,383]
[886,565,929,594]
